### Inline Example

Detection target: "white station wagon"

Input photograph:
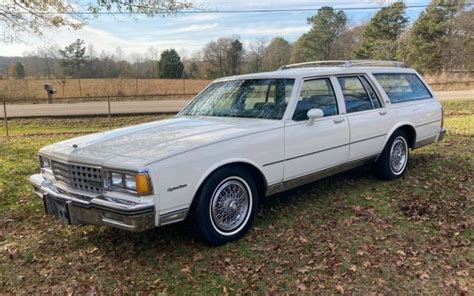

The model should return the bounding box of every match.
[30,60,446,245]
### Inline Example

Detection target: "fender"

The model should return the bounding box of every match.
[190,158,269,204]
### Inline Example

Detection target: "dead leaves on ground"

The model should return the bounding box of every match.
[1,133,473,294]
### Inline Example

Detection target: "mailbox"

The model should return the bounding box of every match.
[44,83,56,103]
[44,83,56,95]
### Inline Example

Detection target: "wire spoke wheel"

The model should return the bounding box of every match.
[389,136,408,175]
[210,177,251,235]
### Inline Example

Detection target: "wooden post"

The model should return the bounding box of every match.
[107,96,112,129]
[78,78,82,97]
[182,77,186,95]
[3,99,8,137]
[24,79,30,99]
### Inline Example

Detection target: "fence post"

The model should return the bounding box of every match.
[78,78,82,97]
[3,99,8,137]
[107,96,112,129]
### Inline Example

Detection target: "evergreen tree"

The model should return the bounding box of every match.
[228,40,243,75]
[355,2,408,60]
[290,7,347,62]
[14,62,25,79]
[59,39,88,77]
[402,0,466,73]
[158,49,184,79]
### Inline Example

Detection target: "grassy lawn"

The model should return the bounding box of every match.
[0,100,472,294]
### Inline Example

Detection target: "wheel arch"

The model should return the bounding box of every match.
[383,122,417,149]
[189,159,268,210]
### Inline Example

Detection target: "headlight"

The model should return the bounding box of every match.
[39,155,51,169]
[104,170,152,195]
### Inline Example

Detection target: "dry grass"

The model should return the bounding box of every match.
[424,74,474,91]
[0,78,211,100]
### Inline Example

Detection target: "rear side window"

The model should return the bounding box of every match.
[373,73,432,103]
[293,78,338,121]
[337,76,373,113]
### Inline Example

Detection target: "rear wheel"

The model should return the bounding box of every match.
[189,167,258,246]
[374,130,409,180]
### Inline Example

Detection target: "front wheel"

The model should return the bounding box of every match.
[188,167,258,246]
[373,130,410,180]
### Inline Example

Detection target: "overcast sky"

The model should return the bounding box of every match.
[0,0,430,58]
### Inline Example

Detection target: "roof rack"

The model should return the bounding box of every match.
[279,60,406,70]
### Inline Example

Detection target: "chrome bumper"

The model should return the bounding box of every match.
[29,174,155,232]
[437,128,446,142]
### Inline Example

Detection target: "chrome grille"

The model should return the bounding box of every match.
[51,160,103,194]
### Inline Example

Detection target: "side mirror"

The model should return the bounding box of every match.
[307,108,324,126]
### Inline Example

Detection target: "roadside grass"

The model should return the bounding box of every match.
[0,115,170,136]
[0,100,472,294]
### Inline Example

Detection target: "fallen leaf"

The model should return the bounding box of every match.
[297,283,307,291]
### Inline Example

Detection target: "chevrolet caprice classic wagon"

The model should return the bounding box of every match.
[30,60,446,245]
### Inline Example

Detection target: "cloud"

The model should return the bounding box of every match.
[173,23,219,33]
[238,25,309,36]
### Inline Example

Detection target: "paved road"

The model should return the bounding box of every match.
[1,90,472,118]
[1,99,190,118]
[435,90,474,100]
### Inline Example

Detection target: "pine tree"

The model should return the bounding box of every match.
[355,2,408,60]
[290,7,347,62]
[158,49,184,79]
[402,0,466,73]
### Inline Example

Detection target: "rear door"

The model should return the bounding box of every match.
[283,77,350,181]
[335,75,389,160]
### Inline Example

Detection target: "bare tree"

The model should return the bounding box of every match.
[263,37,292,71]
[246,38,267,73]
[203,36,243,79]
[0,0,192,42]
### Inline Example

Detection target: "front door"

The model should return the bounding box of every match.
[284,77,350,181]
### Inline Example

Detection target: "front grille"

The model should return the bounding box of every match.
[51,160,103,194]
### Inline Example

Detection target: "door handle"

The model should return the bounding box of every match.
[333,118,345,124]
[379,111,388,116]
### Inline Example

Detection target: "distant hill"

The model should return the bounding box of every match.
[0,56,25,76]
[0,55,62,79]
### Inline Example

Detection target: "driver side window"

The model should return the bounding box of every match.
[293,78,338,121]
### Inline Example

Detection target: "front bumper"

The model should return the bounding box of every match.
[29,174,155,232]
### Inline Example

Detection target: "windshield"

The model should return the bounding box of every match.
[181,79,295,120]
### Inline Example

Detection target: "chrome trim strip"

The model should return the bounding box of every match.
[159,208,189,226]
[263,134,386,167]
[351,133,386,145]
[266,154,378,196]
[415,119,441,128]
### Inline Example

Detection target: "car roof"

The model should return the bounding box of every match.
[214,66,418,82]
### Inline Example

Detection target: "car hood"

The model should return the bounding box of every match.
[40,116,281,169]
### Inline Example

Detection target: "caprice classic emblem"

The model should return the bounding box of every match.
[167,184,188,192]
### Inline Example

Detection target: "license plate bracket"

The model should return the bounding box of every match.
[43,195,71,224]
